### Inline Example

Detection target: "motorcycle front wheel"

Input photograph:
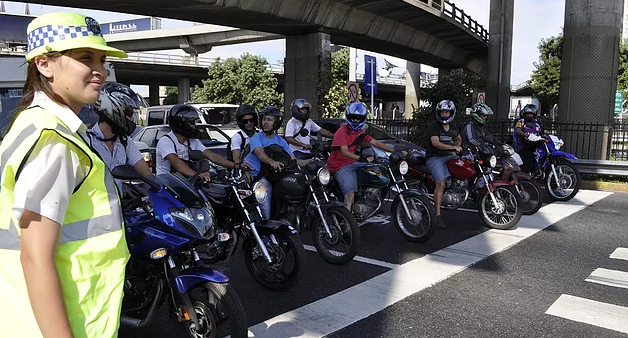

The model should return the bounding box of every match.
[244,230,305,291]
[311,206,360,265]
[184,282,248,338]
[517,179,543,215]
[392,194,436,243]
[478,185,523,230]
[546,162,581,202]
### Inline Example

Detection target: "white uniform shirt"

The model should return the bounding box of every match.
[12,92,90,225]
[284,117,322,154]
[155,131,207,175]
[230,129,251,158]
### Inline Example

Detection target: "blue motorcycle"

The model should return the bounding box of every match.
[112,165,248,338]
[527,134,581,201]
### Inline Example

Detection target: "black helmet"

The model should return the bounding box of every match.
[291,98,311,121]
[90,83,147,135]
[258,106,283,133]
[521,104,538,122]
[169,104,201,138]
[235,104,258,136]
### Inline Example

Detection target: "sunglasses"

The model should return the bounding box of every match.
[242,118,256,124]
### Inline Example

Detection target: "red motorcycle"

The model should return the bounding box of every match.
[406,146,523,230]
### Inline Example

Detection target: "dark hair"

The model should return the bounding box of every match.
[15,52,70,116]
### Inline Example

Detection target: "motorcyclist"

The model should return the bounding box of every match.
[156,104,244,180]
[229,104,257,164]
[513,104,543,173]
[243,106,296,220]
[425,100,462,229]
[86,83,152,191]
[462,103,503,149]
[326,102,394,212]
[285,98,334,160]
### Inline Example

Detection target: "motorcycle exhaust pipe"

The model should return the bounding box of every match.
[120,279,163,328]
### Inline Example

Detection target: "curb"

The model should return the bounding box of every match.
[581,180,628,193]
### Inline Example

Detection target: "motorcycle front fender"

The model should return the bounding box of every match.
[393,188,426,205]
[318,200,345,215]
[511,171,532,182]
[478,179,513,194]
[257,219,297,235]
[550,151,578,161]
[173,266,229,294]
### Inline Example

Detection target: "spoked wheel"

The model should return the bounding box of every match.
[392,194,436,243]
[244,231,305,291]
[478,186,522,230]
[546,162,581,202]
[311,206,360,265]
[184,283,248,338]
[517,179,543,215]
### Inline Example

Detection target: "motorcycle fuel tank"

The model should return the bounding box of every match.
[447,158,476,180]
[274,172,308,198]
[356,164,390,187]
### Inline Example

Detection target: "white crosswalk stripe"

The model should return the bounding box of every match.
[610,247,628,261]
[546,295,628,334]
[585,268,628,290]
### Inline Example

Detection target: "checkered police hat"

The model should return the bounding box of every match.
[26,12,127,61]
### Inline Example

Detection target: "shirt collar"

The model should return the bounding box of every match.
[89,122,105,138]
[30,91,84,133]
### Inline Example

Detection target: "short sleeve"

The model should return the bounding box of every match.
[331,126,349,148]
[515,120,523,129]
[285,120,297,138]
[125,137,144,166]
[13,131,89,225]
[231,132,243,150]
[427,122,440,138]
[364,134,373,143]
[278,136,294,156]
[308,120,322,133]
[190,138,206,152]
[156,136,176,160]
[249,133,263,151]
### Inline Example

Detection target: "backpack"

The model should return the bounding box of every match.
[227,130,251,162]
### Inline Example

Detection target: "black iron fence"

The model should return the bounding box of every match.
[370,118,628,161]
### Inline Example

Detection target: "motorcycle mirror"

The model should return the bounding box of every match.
[300,129,309,137]
[111,165,161,191]
[189,150,205,161]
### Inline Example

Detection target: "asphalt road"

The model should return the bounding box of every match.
[119,190,626,338]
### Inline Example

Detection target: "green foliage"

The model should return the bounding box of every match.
[191,53,283,110]
[163,86,178,105]
[617,40,628,92]
[321,47,350,118]
[530,33,563,113]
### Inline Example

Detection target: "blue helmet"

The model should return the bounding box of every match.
[345,102,368,131]
[436,100,456,124]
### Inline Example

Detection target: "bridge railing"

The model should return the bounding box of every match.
[442,1,489,42]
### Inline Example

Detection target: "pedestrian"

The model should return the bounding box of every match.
[0,12,130,338]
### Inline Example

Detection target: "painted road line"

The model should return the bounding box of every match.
[302,245,400,269]
[610,247,628,261]
[247,190,612,338]
[546,294,628,334]
[585,268,628,290]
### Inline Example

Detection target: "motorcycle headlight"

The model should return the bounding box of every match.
[489,155,497,168]
[317,167,331,185]
[399,161,409,175]
[170,206,214,238]
[253,181,267,203]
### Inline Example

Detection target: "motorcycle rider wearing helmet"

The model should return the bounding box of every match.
[462,103,503,149]
[514,104,543,173]
[243,106,296,219]
[426,100,463,229]
[87,83,152,189]
[156,104,243,181]
[285,98,334,160]
[230,104,258,164]
[326,102,394,212]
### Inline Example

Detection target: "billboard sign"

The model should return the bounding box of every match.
[100,17,160,35]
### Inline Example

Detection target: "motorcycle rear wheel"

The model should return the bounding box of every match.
[311,206,360,265]
[478,186,522,230]
[184,282,248,338]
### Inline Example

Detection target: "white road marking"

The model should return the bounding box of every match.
[610,247,628,261]
[545,294,628,334]
[585,268,628,290]
[247,190,612,338]
[303,245,400,269]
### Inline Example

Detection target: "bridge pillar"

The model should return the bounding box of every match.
[404,61,421,118]
[284,32,332,119]
[487,0,514,119]
[148,82,160,106]
[178,77,190,104]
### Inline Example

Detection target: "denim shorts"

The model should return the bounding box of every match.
[333,161,369,196]
[426,155,458,183]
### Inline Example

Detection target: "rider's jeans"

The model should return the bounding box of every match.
[258,177,272,220]
[334,161,369,196]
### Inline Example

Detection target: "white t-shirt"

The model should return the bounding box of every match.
[155,131,207,175]
[284,117,322,154]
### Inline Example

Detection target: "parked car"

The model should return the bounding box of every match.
[308,119,420,150]
[145,104,241,137]
[132,124,231,172]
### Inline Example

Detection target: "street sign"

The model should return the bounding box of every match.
[364,55,377,95]
[347,81,359,103]
[615,90,623,114]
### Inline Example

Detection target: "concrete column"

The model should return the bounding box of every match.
[404,61,421,119]
[148,82,160,106]
[438,68,451,82]
[486,0,514,119]
[177,77,190,104]
[284,32,332,119]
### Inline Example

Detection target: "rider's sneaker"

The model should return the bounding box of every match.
[436,215,447,229]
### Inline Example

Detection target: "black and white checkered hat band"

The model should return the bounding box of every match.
[27,25,102,52]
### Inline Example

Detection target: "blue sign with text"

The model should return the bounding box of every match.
[100,18,154,35]
[364,55,377,95]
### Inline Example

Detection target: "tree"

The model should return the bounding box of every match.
[321,47,350,118]
[163,86,178,105]
[617,41,628,92]
[192,53,283,110]
[529,33,562,114]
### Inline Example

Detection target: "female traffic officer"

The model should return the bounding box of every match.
[0,12,130,338]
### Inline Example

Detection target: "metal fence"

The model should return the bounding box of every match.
[370,118,628,161]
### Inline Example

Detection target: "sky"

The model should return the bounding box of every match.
[3,0,567,85]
